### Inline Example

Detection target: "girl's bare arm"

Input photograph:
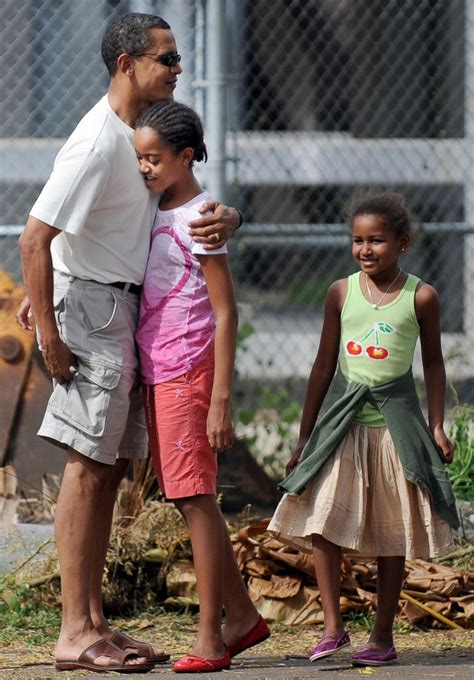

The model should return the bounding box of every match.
[416,282,454,462]
[286,279,345,474]
[197,253,238,452]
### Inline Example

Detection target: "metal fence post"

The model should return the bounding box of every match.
[464,0,474,340]
[158,0,196,107]
[204,0,227,202]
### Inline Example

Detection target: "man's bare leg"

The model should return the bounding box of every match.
[54,449,144,667]
[88,458,128,636]
[88,458,167,658]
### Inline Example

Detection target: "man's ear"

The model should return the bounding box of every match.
[117,53,134,76]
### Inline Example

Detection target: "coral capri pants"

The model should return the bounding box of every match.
[143,351,217,499]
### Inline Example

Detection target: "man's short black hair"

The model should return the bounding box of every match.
[101,13,171,76]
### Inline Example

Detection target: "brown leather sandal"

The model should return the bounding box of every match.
[111,629,171,664]
[55,638,154,673]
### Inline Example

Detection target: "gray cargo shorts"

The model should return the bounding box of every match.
[38,271,148,465]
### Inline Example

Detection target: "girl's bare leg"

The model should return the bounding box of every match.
[174,495,226,659]
[367,556,405,651]
[312,534,344,638]
[219,512,261,645]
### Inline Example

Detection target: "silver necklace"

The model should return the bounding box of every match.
[365,269,402,309]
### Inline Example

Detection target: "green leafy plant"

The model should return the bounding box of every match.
[447,405,474,501]
[0,576,61,644]
[233,320,259,449]
[344,610,374,630]
[236,321,254,348]
[234,320,303,478]
[235,383,301,479]
[255,385,301,477]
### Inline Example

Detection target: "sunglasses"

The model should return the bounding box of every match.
[132,52,181,67]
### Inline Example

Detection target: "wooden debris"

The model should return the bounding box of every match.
[166,559,198,604]
[400,591,464,630]
[232,518,474,629]
[17,500,473,628]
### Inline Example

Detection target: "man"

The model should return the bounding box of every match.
[19,13,244,673]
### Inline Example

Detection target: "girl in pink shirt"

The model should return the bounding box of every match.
[134,100,269,673]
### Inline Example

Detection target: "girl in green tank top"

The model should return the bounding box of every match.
[339,270,421,427]
[269,191,455,667]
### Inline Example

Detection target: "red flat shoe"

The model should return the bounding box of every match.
[227,616,271,658]
[172,650,231,673]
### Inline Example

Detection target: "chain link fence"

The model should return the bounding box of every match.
[1,0,474,410]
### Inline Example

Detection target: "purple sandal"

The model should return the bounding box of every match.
[352,644,397,666]
[309,631,350,661]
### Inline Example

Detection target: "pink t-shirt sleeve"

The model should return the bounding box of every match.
[191,242,227,255]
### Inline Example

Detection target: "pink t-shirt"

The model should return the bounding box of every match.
[136,191,227,384]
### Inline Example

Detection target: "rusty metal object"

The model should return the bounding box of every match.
[0,334,23,362]
[10,347,66,494]
[0,271,68,492]
[0,270,35,465]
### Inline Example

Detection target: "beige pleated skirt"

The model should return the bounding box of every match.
[269,426,454,559]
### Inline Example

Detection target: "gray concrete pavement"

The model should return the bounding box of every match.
[5,650,472,679]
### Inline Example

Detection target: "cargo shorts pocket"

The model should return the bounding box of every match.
[80,286,118,336]
[49,360,121,437]
[53,294,67,341]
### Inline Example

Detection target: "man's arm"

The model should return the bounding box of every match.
[188,201,242,250]
[19,216,76,381]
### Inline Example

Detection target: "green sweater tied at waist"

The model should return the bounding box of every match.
[280,369,459,529]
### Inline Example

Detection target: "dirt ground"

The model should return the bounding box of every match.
[0,621,471,679]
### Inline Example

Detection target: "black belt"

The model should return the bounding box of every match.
[109,281,142,295]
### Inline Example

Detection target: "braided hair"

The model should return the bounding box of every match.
[135,100,208,166]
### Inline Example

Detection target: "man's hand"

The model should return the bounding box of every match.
[41,336,77,382]
[16,296,34,331]
[188,201,240,250]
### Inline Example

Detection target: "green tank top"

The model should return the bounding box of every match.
[339,271,420,427]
